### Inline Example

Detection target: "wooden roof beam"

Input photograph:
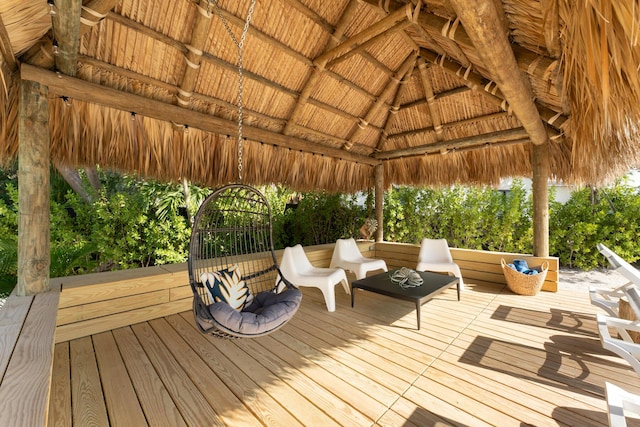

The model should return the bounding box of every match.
[174,1,213,108]
[387,111,512,140]
[376,63,414,152]
[52,0,82,76]
[399,87,470,111]
[314,3,414,66]
[326,20,413,69]
[441,0,548,145]
[283,0,359,135]
[375,127,530,160]
[344,53,417,150]
[417,58,444,139]
[21,0,115,69]
[21,63,379,166]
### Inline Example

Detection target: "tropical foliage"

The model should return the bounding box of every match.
[1,165,639,297]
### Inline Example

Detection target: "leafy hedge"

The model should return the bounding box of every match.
[1,166,639,297]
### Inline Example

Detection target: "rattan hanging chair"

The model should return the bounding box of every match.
[187,184,302,338]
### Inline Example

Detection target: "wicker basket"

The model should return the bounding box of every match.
[501,258,549,296]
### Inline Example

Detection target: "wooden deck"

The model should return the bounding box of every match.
[48,281,640,426]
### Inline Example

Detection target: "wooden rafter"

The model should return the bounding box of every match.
[21,63,379,166]
[376,66,414,152]
[399,87,470,112]
[326,20,413,69]
[77,55,375,151]
[420,49,568,132]
[283,0,359,135]
[174,1,212,108]
[344,53,417,150]
[106,10,389,122]
[374,127,530,160]
[21,0,115,69]
[417,58,443,140]
[387,111,512,140]
[314,4,413,66]
[52,0,82,76]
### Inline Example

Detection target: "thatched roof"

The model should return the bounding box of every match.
[1,0,639,192]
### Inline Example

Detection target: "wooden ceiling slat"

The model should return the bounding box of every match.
[388,111,513,140]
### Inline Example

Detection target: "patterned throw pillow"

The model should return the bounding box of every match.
[200,264,254,311]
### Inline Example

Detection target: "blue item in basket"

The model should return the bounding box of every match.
[513,259,528,272]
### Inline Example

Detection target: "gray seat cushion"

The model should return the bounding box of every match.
[205,289,302,337]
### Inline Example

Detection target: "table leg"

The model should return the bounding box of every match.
[351,288,355,307]
[457,281,461,301]
[415,301,421,330]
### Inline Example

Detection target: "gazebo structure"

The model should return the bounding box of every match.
[1,0,640,297]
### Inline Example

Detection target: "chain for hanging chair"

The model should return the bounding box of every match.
[207,0,257,180]
[390,267,424,289]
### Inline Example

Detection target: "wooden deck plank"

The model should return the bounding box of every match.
[111,327,188,427]
[166,313,305,427]
[92,332,148,426]
[0,291,33,382]
[48,342,71,427]
[147,317,265,427]
[130,322,225,426]
[0,290,59,427]
[232,332,374,426]
[50,282,635,426]
[70,337,109,426]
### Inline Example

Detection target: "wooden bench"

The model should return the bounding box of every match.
[0,284,60,426]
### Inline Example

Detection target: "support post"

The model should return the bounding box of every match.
[375,164,384,242]
[17,80,50,296]
[532,143,549,257]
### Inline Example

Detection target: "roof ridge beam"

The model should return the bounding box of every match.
[375,127,530,160]
[21,63,379,166]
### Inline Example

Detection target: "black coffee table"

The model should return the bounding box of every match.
[351,269,460,330]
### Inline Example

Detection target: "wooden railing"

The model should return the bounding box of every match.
[51,241,558,343]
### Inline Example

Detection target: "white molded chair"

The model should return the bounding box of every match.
[605,382,640,427]
[330,238,388,280]
[280,244,349,312]
[416,238,464,290]
[596,313,640,376]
